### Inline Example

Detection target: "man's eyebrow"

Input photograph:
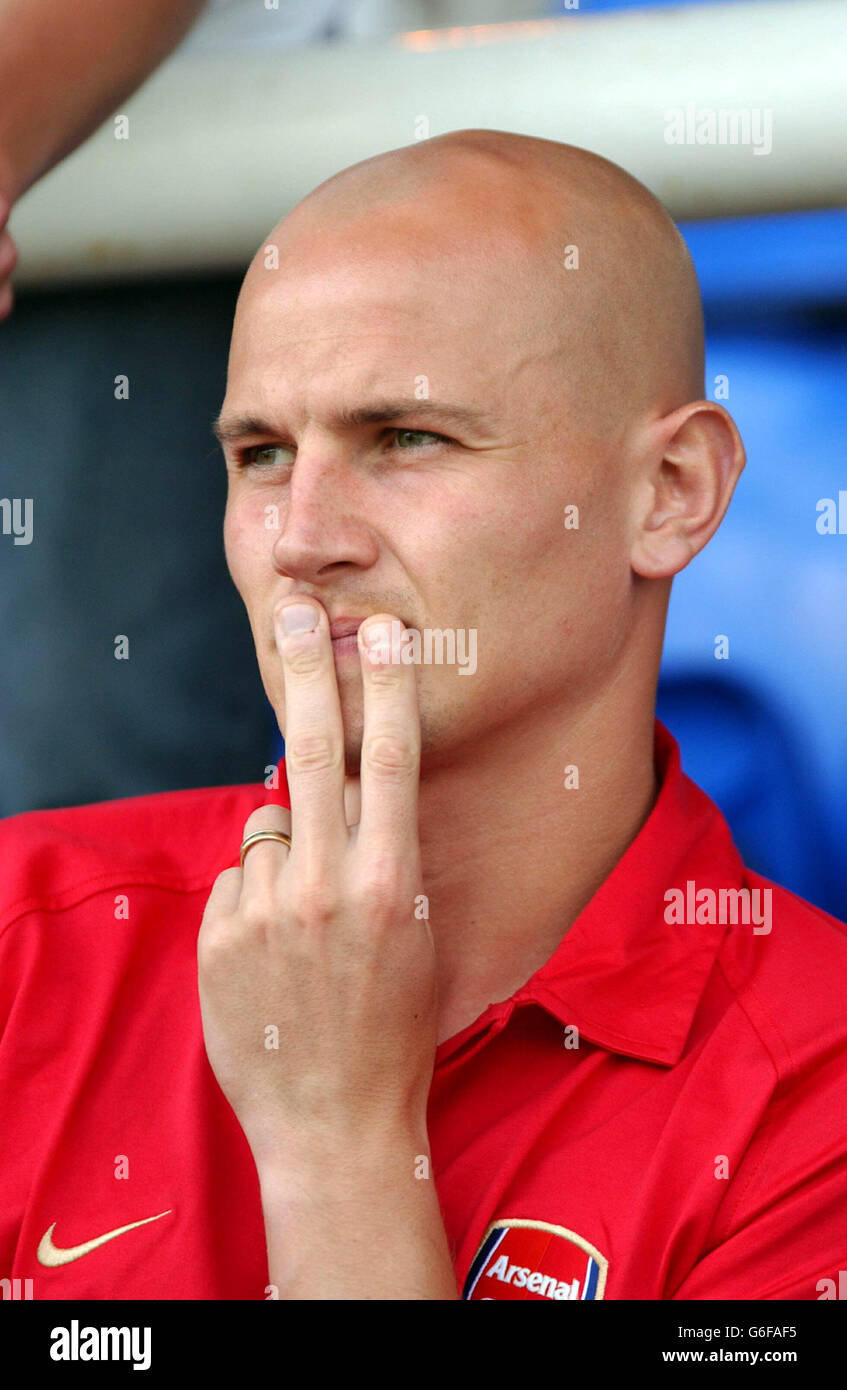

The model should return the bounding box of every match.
[212,399,497,442]
[333,399,498,431]
[212,413,271,443]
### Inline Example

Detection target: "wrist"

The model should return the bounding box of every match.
[255,1120,432,1200]
[257,1132,457,1300]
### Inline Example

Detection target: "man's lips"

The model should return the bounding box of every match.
[330,622,363,660]
[329,618,366,641]
[329,616,411,640]
[328,615,412,661]
[274,614,410,646]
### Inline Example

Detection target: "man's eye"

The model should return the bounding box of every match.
[240,444,295,469]
[392,429,446,450]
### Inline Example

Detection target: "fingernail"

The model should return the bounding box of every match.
[362,622,391,648]
[280,603,319,634]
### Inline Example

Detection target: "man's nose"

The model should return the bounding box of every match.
[270,447,378,581]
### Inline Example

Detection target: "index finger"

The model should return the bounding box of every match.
[356,615,421,856]
[274,598,348,866]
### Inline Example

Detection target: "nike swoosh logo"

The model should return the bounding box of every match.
[37,1210,172,1267]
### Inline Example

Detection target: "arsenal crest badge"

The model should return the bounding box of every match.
[462,1218,608,1301]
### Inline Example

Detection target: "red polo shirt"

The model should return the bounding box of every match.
[1,722,845,1300]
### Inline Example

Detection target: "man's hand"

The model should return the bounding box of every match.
[197,599,458,1298]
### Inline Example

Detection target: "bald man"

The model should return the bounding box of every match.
[2,131,846,1304]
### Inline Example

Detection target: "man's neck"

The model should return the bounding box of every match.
[419,697,659,1047]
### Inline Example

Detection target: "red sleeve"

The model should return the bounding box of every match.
[672,1048,847,1299]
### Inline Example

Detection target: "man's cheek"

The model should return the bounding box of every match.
[224,502,268,569]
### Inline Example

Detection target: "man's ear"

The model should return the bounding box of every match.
[630,400,746,580]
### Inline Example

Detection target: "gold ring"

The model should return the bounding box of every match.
[239,829,292,867]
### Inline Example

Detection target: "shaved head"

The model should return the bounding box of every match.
[241,129,704,425]
[221,128,740,778]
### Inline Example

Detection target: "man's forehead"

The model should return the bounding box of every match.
[221,253,537,436]
[227,236,555,397]
[240,257,432,328]
[239,225,539,318]
[222,275,520,421]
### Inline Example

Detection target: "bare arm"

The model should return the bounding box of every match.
[0,0,206,315]
[0,0,207,201]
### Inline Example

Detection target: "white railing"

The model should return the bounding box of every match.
[11,0,847,286]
